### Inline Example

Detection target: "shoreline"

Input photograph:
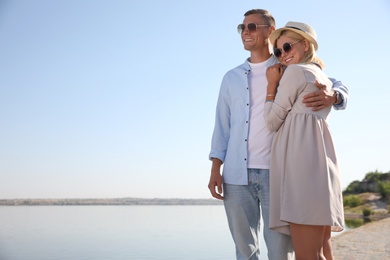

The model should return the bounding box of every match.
[344,212,390,221]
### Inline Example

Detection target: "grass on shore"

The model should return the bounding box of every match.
[344,192,390,216]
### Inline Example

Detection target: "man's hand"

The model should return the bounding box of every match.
[302,80,336,111]
[208,158,224,200]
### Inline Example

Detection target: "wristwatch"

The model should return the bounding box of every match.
[333,91,342,105]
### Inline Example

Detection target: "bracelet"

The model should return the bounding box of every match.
[266,94,275,97]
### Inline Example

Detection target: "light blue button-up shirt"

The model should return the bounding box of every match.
[209,57,349,185]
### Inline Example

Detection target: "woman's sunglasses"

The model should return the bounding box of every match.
[273,41,301,58]
[237,23,269,34]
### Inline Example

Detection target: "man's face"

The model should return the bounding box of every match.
[240,14,270,52]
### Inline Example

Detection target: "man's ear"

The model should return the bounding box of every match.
[268,26,275,36]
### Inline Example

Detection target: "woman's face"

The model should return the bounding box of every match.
[275,35,308,66]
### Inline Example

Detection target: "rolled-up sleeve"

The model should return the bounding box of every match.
[329,78,349,110]
[209,74,231,162]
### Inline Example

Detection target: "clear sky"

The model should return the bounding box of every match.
[1,0,389,199]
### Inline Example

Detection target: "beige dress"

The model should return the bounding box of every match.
[264,63,344,235]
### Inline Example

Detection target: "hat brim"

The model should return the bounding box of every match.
[270,27,318,50]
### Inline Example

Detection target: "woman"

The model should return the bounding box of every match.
[264,21,344,260]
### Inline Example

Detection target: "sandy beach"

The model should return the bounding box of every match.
[332,217,390,259]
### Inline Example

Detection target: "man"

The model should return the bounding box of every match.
[208,9,348,260]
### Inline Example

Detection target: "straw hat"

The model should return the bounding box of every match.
[270,21,318,50]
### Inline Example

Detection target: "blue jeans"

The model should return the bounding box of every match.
[223,169,294,260]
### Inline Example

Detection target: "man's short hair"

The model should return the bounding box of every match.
[244,9,275,27]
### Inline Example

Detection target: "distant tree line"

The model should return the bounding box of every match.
[0,198,223,206]
[343,170,390,202]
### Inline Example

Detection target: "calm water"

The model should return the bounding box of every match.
[0,205,349,260]
[0,206,242,260]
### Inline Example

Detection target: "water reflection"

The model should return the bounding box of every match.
[344,217,371,228]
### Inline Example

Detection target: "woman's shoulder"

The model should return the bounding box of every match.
[280,65,306,86]
[285,63,322,76]
[284,64,307,77]
[282,64,323,86]
[285,63,316,71]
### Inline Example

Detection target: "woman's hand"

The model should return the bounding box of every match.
[266,64,284,98]
[266,64,284,88]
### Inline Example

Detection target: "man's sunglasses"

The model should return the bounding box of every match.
[237,23,269,34]
[273,41,302,58]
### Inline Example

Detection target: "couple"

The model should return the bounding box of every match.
[208,9,348,260]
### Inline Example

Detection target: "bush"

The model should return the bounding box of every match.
[378,181,390,202]
[364,171,382,182]
[343,171,390,195]
[343,195,362,207]
[343,180,362,195]
[362,208,372,217]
